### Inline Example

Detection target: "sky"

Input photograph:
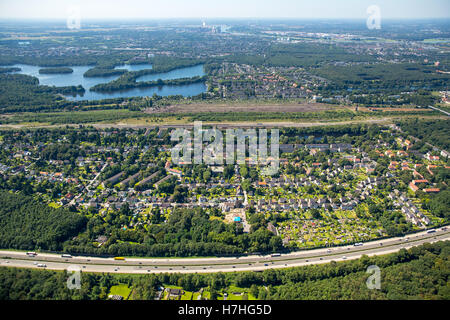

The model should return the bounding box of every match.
[0,0,449,20]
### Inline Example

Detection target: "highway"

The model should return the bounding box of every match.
[428,105,450,116]
[0,228,448,274]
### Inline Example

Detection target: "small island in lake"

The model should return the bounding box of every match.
[38,67,74,74]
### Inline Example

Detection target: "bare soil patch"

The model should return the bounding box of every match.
[145,102,344,114]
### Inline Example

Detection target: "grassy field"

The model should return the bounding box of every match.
[0,100,444,128]
[109,284,131,300]
[181,291,193,300]
[225,286,257,300]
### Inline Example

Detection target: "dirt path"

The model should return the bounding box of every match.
[1,115,445,130]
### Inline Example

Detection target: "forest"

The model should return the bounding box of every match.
[90,75,206,93]
[0,74,83,112]
[314,63,450,95]
[0,66,21,73]
[397,119,450,151]
[0,191,87,251]
[424,190,450,220]
[0,52,136,68]
[63,206,283,257]
[38,67,73,74]
[216,42,374,68]
[0,109,144,125]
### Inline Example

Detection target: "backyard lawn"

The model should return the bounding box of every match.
[109,284,131,300]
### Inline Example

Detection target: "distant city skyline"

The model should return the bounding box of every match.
[0,0,449,20]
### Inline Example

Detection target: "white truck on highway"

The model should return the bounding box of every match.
[271,253,281,257]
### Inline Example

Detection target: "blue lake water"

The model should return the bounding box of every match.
[2,63,206,101]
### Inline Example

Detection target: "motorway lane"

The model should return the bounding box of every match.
[0,228,448,274]
[428,105,450,116]
[2,228,448,266]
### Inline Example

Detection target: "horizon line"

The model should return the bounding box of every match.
[0,17,449,21]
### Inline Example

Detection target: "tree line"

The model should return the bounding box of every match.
[0,241,448,300]
[0,191,87,251]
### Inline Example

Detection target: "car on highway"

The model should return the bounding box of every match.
[264,264,269,266]
[342,256,347,260]
[37,263,46,267]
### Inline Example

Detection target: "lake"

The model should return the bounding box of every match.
[1,63,206,101]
